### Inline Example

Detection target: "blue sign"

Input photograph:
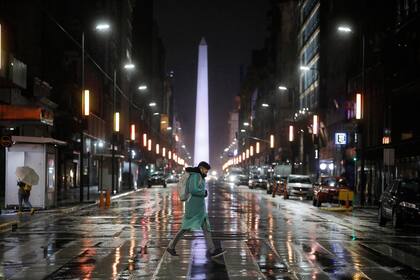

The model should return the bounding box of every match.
[335,133,347,145]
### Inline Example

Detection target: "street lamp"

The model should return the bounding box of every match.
[124,63,135,70]
[82,90,90,116]
[147,139,152,151]
[356,93,363,120]
[262,103,270,108]
[95,23,111,32]
[138,84,148,92]
[337,25,352,33]
[143,133,147,147]
[278,85,288,91]
[338,24,367,203]
[289,125,294,142]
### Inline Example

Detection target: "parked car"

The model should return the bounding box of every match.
[148,172,167,188]
[267,175,287,195]
[165,173,179,184]
[378,178,420,228]
[284,174,313,199]
[312,176,350,207]
[248,174,269,190]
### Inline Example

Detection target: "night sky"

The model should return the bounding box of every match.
[154,0,269,169]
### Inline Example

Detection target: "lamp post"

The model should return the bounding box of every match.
[338,24,367,204]
[80,22,111,202]
[79,32,85,203]
[124,62,136,190]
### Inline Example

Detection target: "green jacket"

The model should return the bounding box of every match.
[181,172,210,230]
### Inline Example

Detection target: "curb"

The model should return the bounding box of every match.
[0,188,143,233]
[320,207,353,212]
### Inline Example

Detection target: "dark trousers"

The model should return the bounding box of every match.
[18,191,32,211]
[168,219,216,253]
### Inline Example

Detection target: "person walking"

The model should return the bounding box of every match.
[167,161,226,259]
[17,180,35,215]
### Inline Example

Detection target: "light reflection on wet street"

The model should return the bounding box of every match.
[1,182,420,279]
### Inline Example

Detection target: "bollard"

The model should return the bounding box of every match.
[105,189,111,208]
[345,191,350,208]
[99,191,104,208]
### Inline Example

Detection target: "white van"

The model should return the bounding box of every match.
[284,174,313,199]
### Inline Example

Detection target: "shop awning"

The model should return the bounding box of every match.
[0,104,53,126]
[11,135,66,145]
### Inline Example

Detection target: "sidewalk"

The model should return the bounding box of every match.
[0,188,143,233]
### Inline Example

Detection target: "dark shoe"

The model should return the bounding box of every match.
[166,247,178,256]
[210,248,226,258]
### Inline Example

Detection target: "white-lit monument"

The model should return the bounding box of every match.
[194,37,210,165]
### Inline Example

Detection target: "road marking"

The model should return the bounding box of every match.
[222,240,266,280]
[151,240,192,280]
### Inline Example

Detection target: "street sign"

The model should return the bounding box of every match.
[335,133,347,145]
[0,135,12,147]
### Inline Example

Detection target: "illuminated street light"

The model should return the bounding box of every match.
[82,90,90,116]
[243,122,250,126]
[356,93,363,120]
[147,139,152,151]
[153,112,159,116]
[270,134,275,149]
[241,129,246,132]
[278,85,288,91]
[313,115,319,135]
[130,124,136,140]
[138,84,148,91]
[114,112,120,132]
[289,125,294,142]
[262,103,269,108]
[143,133,147,147]
[337,25,352,33]
[95,23,110,31]
[124,63,135,70]
[224,148,229,152]
[149,102,156,107]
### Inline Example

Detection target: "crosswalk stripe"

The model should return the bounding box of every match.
[222,240,266,280]
[151,240,192,279]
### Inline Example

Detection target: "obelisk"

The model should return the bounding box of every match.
[194,37,209,165]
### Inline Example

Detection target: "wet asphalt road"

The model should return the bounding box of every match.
[1,182,420,280]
